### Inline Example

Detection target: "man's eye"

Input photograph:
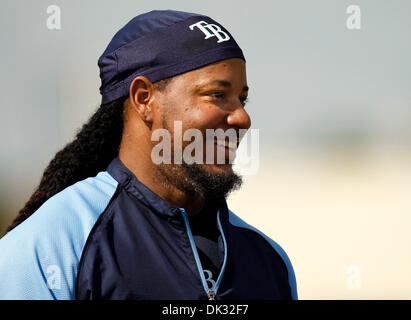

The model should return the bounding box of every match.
[209,91,225,99]
[207,92,249,105]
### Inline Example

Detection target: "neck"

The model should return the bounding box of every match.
[119,144,205,216]
[119,104,206,215]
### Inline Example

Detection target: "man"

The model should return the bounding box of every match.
[0,10,297,300]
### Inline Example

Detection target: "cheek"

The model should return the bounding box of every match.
[153,101,225,150]
[182,104,225,131]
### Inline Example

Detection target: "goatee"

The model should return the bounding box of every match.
[157,162,243,202]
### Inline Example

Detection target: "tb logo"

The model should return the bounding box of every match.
[203,269,216,289]
[189,21,230,43]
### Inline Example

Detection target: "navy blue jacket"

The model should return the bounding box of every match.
[0,157,297,300]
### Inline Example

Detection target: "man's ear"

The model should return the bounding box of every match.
[129,76,154,123]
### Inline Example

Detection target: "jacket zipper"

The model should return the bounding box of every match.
[180,208,228,300]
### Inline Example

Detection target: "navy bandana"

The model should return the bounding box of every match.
[98,10,245,104]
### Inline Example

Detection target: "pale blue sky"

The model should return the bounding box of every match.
[1,0,410,226]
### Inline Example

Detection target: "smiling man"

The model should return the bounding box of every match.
[0,10,297,300]
[124,58,250,216]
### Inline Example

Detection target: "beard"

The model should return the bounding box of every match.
[157,161,243,202]
[156,117,243,201]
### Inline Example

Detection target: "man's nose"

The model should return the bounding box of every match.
[226,106,251,130]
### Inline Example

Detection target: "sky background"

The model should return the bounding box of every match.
[1,0,410,299]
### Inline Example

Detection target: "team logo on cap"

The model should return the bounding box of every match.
[189,20,230,43]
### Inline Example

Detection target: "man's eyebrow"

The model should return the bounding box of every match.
[205,80,249,92]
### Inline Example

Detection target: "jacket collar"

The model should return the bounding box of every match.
[106,157,229,222]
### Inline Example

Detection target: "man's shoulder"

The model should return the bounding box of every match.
[4,171,119,240]
[227,210,298,300]
[0,171,119,299]
[227,210,285,252]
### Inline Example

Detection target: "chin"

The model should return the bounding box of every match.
[205,163,233,175]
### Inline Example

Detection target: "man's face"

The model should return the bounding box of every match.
[150,58,251,200]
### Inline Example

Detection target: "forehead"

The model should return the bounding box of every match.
[171,58,247,88]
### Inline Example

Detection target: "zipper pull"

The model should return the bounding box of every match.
[207,288,215,300]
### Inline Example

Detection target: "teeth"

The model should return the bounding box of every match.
[214,138,237,149]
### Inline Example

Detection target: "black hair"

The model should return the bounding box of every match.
[5,78,172,234]
[5,96,126,233]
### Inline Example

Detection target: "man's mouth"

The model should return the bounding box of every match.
[214,136,238,150]
[213,137,237,163]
